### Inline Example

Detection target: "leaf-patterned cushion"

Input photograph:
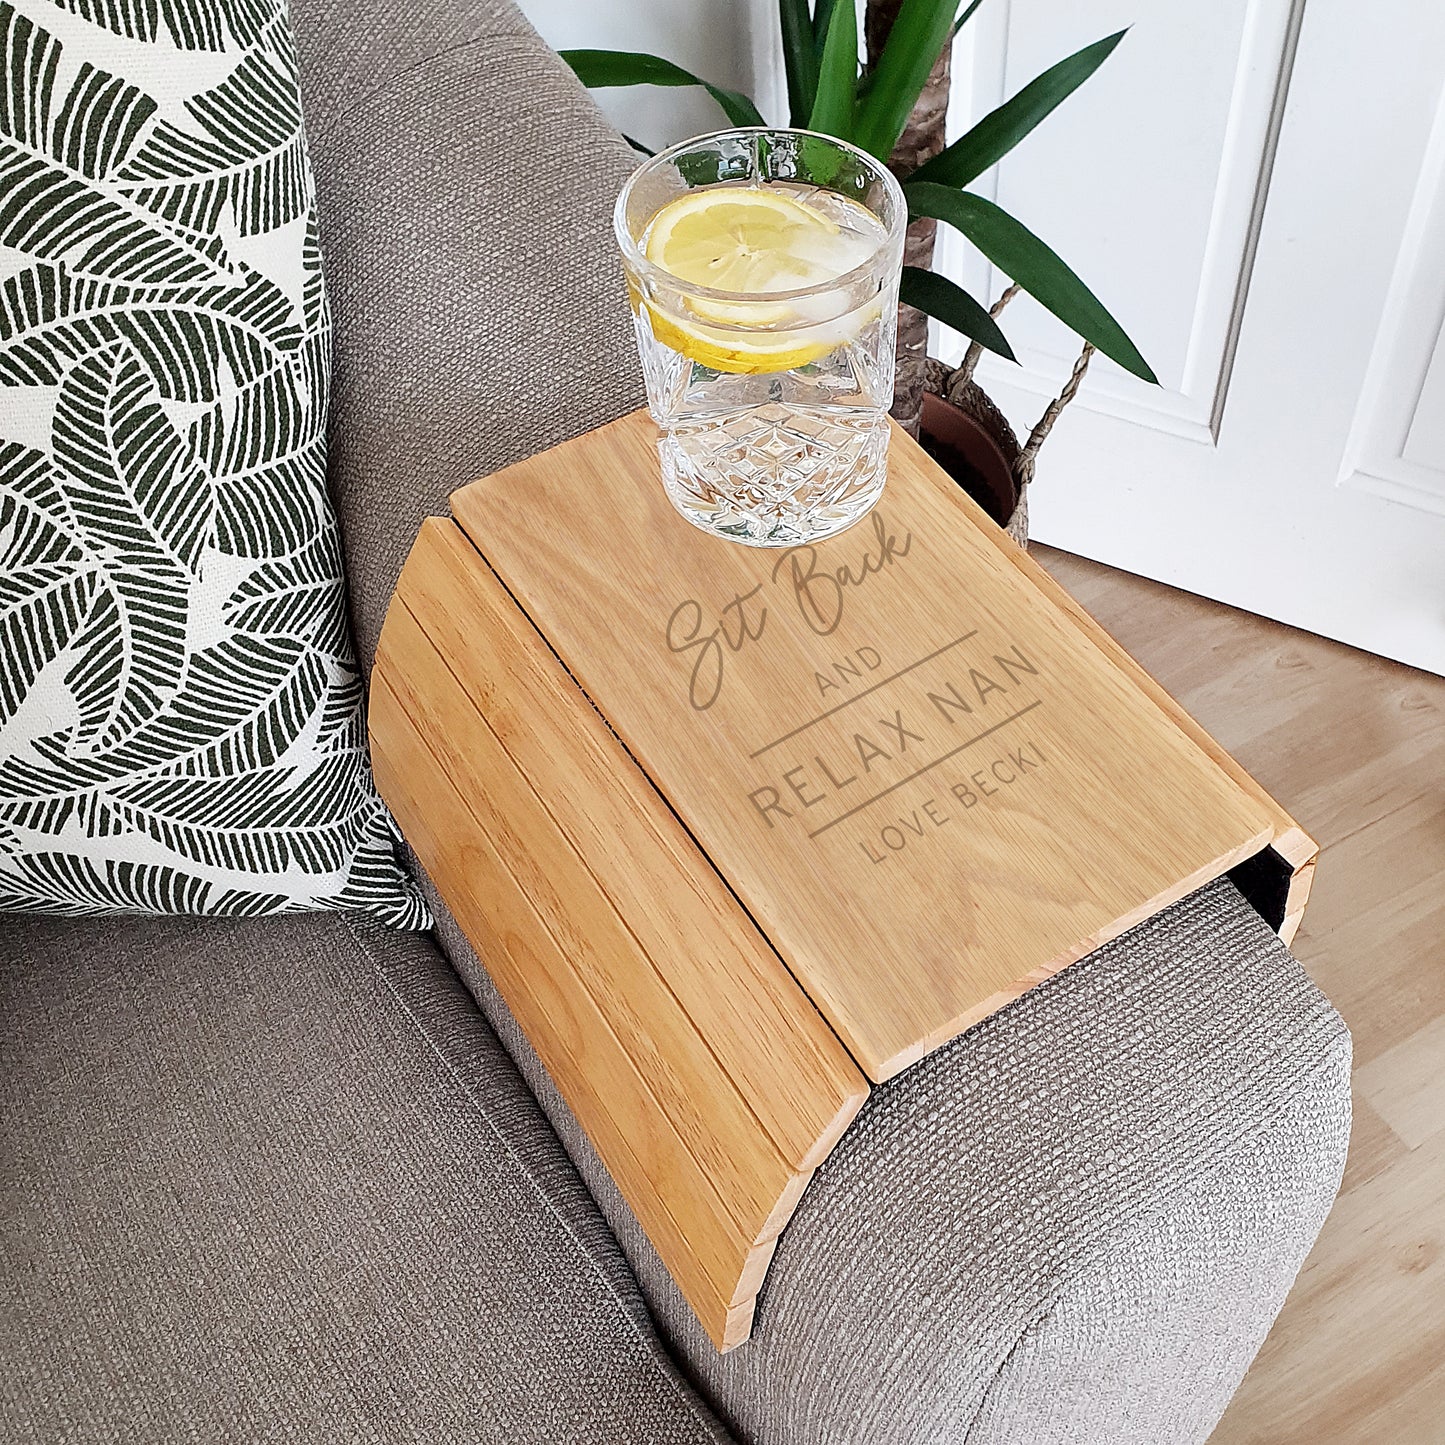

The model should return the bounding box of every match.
[0,0,427,925]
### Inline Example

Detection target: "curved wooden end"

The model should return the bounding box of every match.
[702,1086,866,1354]
[370,517,870,1357]
[1276,826,1318,946]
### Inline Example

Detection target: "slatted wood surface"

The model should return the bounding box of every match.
[371,519,867,1350]
[371,409,1314,1349]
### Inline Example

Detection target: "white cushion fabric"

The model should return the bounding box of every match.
[0,0,425,925]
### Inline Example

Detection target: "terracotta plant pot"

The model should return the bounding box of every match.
[913,295,1094,547]
[918,368,1028,546]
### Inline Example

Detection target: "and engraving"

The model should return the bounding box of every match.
[665,511,912,711]
[750,631,978,760]
[815,647,882,697]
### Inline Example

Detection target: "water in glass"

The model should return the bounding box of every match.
[617,131,905,548]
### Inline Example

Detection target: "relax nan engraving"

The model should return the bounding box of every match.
[664,511,912,711]
[746,641,1046,841]
[657,509,1048,848]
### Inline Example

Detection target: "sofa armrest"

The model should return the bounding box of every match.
[431,874,1348,1445]
[648,877,1350,1443]
[292,0,643,676]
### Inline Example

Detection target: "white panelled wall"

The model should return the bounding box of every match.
[522,0,1445,674]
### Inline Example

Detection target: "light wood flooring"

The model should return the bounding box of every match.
[1034,545,1445,1445]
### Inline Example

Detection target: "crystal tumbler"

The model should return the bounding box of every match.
[615,128,906,547]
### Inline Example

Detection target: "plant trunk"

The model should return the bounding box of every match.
[865,0,952,436]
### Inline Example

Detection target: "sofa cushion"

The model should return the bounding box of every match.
[290,0,644,674]
[0,0,423,925]
[0,908,735,1444]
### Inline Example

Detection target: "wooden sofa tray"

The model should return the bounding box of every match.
[369,409,1314,1350]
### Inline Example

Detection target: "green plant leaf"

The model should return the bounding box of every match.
[0,439,82,574]
[813,0,837,56]
[851,0,956,161]
[115,40,313,237]
[5,632,326,785]
[559,49,765,130]
[951,0,985,39]
[224,526,350,659]
[189,343,318,484]
[210,434,328,559]
[898,265,1014,360]
[52,0,274,52]
[780,0,818,125]
[905,183,1156,380]
[0,562,99,731]
[0,853,210,915]
[0,4,230,285]
[50,342,202,752]
[0,261,303,400]
[851,4,983,126]
[910,30,1126,189]
[109,749,374,875]
[809,0,857,136]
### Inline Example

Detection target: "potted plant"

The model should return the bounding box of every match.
[561,0,1156,542]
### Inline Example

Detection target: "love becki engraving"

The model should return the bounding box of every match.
[665,511,912,711]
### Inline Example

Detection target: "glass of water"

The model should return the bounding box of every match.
[615,128,906,547]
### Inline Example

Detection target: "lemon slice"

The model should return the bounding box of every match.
[641,186,878,373]
[645,186,852,291]
[642,306,856,376]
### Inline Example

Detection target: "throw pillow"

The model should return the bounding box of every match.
[0,0,427,926]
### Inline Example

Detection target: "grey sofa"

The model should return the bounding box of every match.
[0,2,1352,1441]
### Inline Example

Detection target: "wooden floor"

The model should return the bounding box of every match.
[1034,545,1445,1445]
